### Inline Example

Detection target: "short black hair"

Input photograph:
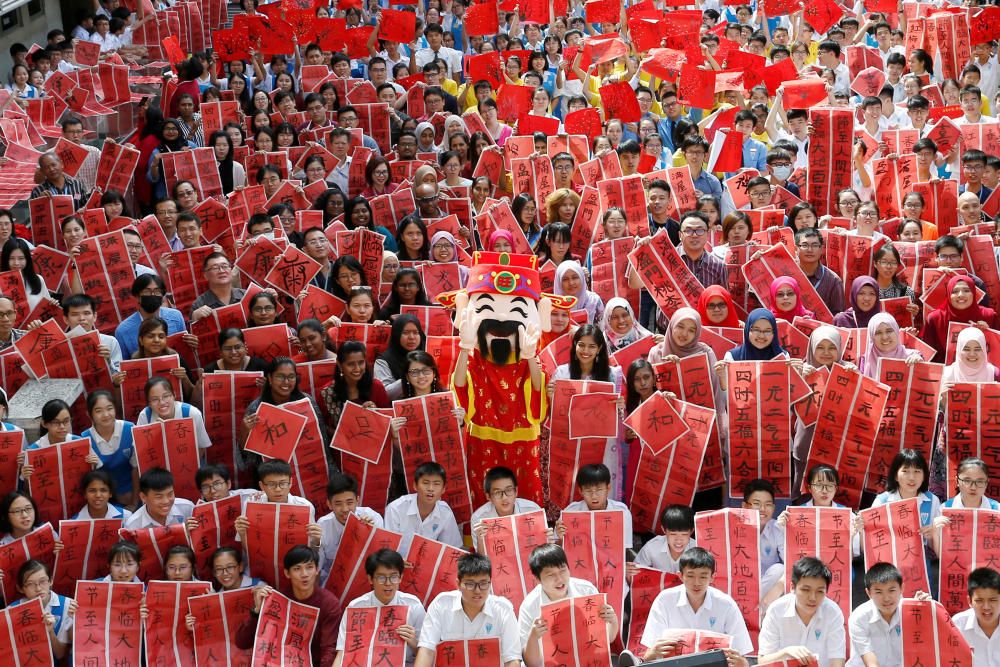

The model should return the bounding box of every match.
[742,478,776,503]
[62,293,96,315]
[131,273,166,298]
[935,234,964,255]
[414,461,446,484]
[365,548,405,576]
[791,556,832,586]
[818,40,841,58]
[327,472,359,498]
[661,505,695,532]
[576,463,611,487]
[679,547,716,573]
[108,540,141,564]
[283,544,319,569]
[968,567,1000,597]
[257,459,293,479]
[864,562,903,589]
[962,149,988,166]
[195,464,231,488]
[483,467,517,496]
[528,544,568,578]
[456,552,492,580]
[647,179,671,195]
[139,468,174,494]
[617,140,641,155]
[885,449,930,494]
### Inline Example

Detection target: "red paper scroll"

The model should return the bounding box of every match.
[869,359,943,493]
[28,195,74,249]
[167,245,214,317]
[727,361,811,499]
[626,568,682,656]
[161,147,223,200]
[329,323,391,365]
[0,599,53,666]
[0,523,56,604]
[562,510,626,635]
[939,508,1000,614]
[805,365,889,508]
[435,639,502,666]
[742,243,834,323]
[282,397,331,514]
[41,330,111,394]
[202,371,262,484]
[591,237,640,313]
[188,494,242,579]
[325,513,403,605]
[945,383,1000,501]
[623,391,688,455]
[481,509,549,613]
[264,245,322,298]
[900,599,973,667]
[783,507,853,622]
[331,400,391,463]
[694,508,761,646]
[0,431,21,508]
[25,439,92,525]
[400,534,463,608]
[251,591,320,667]
[548,379,617,510]
[244,501,311,588]
[539,593,612,667]
[95,140,141,196]
[144,580,212,667]
[120,524,188,581]
[244,402,307,461]
[53,518,121,596]
[860,498,930,597]
[393,393,473,526]
[73,581,144,667]
[630,399,716,533]
[806,108,854,217]
[627,229,703,318]
[132,418,201,501]
[75,231,137,332]
[340,604,409,666]
[188,588,255,667]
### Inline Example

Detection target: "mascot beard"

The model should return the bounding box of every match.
[478,319,523,363]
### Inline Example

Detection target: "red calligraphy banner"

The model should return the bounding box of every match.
[939,508,1000,615]
[188,588,255,667]
[161,148,224,200]
[0,599,53,666]
[548,379,617,510]
[0,523,56,604]
[95,140,141,196]
[945,383,1000,501]
[435,638,502,666]
[53,518,121,596]
[623,391,688,456]
[806,108,855,216]
[331,400,392,463]
[474,200,533,255]
[144,580,213,667]
[873,155,918,219]
[340,604,409,666]
[73,581,144,667]
[539,593,612,667]
[627,229,704,319]
[693,508,761,647]
[393,393,473,525]
[188,495,242,580]
[742,243,834,323]
[325,513,403,605]
[0,431,22,504]
[295,359,337,407]
[13,317,65,378]
[251,591,320,667]
[167,245,214,317]
[626,568,682,657]
[562,510,626,637]
[400,304,454,337]
[860,498,930,596]
[399,534,463,608]
[28,195,74,249]
[783,507,853,623]
[41,330,112,394]
[201,371,262,486]
[25,439,91,525]
[132,418,201,502]
[901,599,973,667]
[120,524,188,581]
[74,231,137,332]
[329,323,391,365]
[244,402,307,461]
[597,174,648,237]
[481,509,549,613]
[282,397,331,514]
[591,237,640,313]
[244,501,311,588]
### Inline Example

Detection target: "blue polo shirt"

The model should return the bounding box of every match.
[114,307,187,360]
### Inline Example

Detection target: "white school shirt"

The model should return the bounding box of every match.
[640,585,754,656]
[561,501,634,548]
[317,507,384,584]
[517,577,599,650]
[470,498,542,528]
[384,494,463,554]
[418,590,521,663]
[134,402,212,451]
[846,599,902,667]
[634,536,697,573]
[337,590,426,664]
[758,593,846,667]
[70,503,132,522]
[953,608,1000,667]
[760,519,785,573]
[123,498,195,529]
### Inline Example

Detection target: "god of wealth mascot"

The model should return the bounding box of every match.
[438,251,576,508]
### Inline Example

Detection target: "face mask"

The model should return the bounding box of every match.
[139,295,163,313]
[771,166,792,181]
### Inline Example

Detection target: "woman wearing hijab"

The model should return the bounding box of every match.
[600,298,655,353]
[920,275,1000,362]
[696,285,743,329]
[768,276,814,322]
[942,327,1000,385]
[428,230,469,286]
[415,121,439,153]
[487,229,515,253]
[554,260,605,325]
[858,313,922,378]
[833,276,881,329]
[722,309,788,365]
[648,308,717,367]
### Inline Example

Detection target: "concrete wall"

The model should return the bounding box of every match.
[0,0,63,80]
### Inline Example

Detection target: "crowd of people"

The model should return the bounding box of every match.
[1,0,1000,664]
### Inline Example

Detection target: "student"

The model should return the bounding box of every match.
[872,449,943,554]
[9,560,74,659]
[559,464,633,549]
[758,557,847,667]
[333,549,425,667]
[943,457,1000,510]
[235,546,342,667]
[633,504,696,573]
[384,461,463,554]
[71,470,132,521]
[235,459,321,545]
[123,468,195,529]
[164,545,197,581]
[102,540,143,583]
[471,467,543,544]
[63,294,123,371]
[519,544,618,667]
[209,546,260,591]
[135,377,212,461]
[742,479,785,596]
[953,567,1000,667]
[81,390,138,507]
[193,463,258,504]
[414,552,522,667]
[847,563,931,667]
[635,547,753,662]
[318,473,384,585]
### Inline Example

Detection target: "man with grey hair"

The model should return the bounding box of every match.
[30,151,90,209]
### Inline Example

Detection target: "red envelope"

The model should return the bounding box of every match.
[244,402,308,461]
[464,1,499,36]
[378,8,415,44]
[599,81,641,123]
[75,41,101,67]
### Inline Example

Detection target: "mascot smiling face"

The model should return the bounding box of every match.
[439,252,576,364]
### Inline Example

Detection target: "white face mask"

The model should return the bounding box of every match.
[771,166,792,181]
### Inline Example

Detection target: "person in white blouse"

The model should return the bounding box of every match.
[123,467,195,530]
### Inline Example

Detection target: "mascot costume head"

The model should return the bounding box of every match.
[438,251,576,362]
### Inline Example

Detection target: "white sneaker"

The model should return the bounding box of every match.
[618,650,642,666]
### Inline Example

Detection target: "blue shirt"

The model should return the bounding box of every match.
[114,308,187,360]
[742,137,768,171]
[692,169,724,199]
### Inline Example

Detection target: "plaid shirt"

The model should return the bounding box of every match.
[76,144,101,191]
[679,248,728,289]
[31,176,90,210]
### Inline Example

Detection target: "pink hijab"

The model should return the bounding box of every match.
[769,276,814,321]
